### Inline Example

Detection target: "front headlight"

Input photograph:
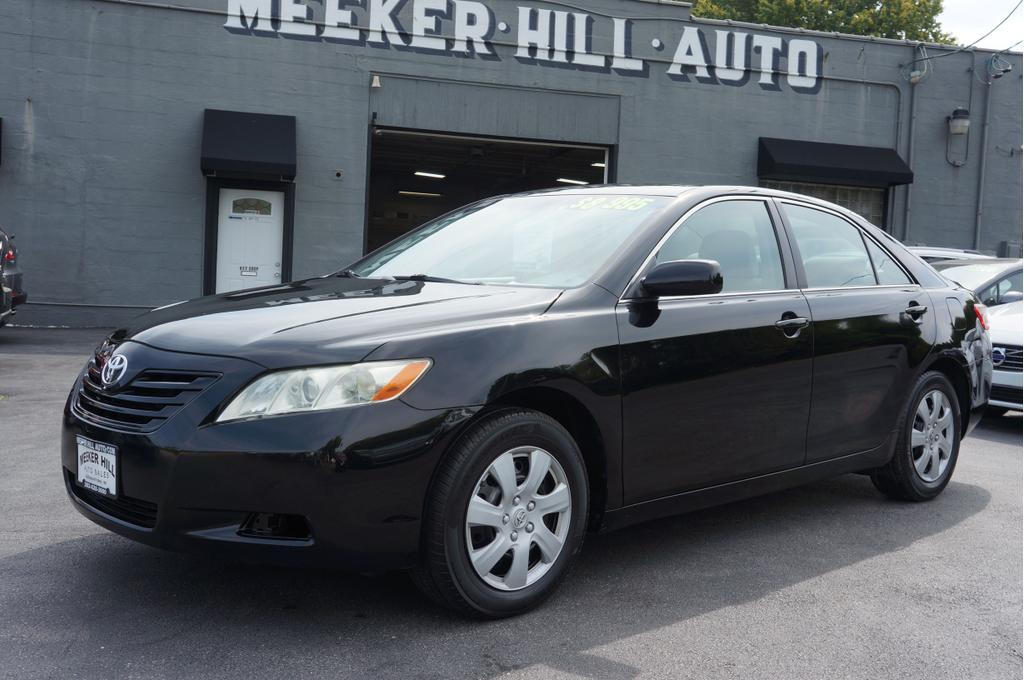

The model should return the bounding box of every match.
[216,359,431,423]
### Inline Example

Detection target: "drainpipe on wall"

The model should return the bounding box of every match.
[902,80,918,242]
[973,80,994,251]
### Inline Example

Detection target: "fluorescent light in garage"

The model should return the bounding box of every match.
[557,178,590,185]
[414,171,446,179]
[399,190,443,198]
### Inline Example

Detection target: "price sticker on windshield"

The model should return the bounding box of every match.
[570,197,656,212]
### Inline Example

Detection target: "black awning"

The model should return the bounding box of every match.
[201,109,296,180]
[758,137,913,188]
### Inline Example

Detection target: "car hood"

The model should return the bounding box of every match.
[118,276,562,368]
[988,302,1022,347]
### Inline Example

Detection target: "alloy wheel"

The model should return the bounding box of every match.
[910,389,955,483]
[465,446,572,591]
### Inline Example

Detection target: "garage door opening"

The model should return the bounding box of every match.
[366,129,610,252]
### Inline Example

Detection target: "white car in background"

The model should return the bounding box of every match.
[908,246,993,264]
[987,301,1023,414]
[932,259,1024,308]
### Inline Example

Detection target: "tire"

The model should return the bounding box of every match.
[871,371,961,502]
[412,408,589,618]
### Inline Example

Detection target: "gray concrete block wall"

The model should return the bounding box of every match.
[0,0,1020,327]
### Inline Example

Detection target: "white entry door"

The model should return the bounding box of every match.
[216,188,285,293]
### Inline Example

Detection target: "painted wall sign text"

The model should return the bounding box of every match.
[224,0,824,93]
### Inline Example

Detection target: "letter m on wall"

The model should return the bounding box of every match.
[225,0,276,34]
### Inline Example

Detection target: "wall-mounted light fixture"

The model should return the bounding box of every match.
[370,74,383,89]
[946,107,971,167]
[399,190,442,198]
[948,108,970,136]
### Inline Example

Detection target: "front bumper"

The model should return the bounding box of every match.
[62,342,478,570]
[990,368,1023,411]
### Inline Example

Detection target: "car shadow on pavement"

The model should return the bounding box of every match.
[0,473,991,680]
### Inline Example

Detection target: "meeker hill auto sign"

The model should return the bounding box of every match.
[224,0,824,93]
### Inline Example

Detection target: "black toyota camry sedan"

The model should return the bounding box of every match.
[63,186,992,617]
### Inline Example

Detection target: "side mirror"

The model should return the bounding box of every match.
[1001,291,1023,304]
[640,259,723,298]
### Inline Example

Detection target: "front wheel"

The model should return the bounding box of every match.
[871,371,961,502]
[412,408,589,618]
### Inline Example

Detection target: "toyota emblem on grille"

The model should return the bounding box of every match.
[992,347,1006,368]
[101,353,129,387]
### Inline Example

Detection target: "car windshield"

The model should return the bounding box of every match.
[934,262,1017,290]
[350,194,672,288]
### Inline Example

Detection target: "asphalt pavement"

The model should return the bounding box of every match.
[1,327,1021,680]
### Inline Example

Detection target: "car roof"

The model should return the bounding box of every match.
[517,185,865,208]
[520,185,891,232]
[908,246,985,255]
[932,258,1022,269]
[519,185,696,197]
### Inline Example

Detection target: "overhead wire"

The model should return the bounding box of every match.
[902,0,1021,69]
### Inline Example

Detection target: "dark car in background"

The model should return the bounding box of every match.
[62,186,992,617]
[0,228,26,325]
[933,258,1023,308]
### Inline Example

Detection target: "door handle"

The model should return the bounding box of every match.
[904,303,928,324]
[775,315,809,337]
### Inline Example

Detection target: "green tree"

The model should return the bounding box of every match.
[692,0,955,44]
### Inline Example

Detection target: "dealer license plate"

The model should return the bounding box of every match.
[76,436,117,497]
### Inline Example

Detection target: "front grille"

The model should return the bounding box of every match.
[993,345,1023,373]
[990,385,1023,406]
[75,360,219,433]
[68,472,158,528]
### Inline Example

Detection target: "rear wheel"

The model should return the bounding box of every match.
[412,408,588,618]
[871,371,961,501]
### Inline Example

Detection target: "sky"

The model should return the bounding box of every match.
[938,0,1023,50]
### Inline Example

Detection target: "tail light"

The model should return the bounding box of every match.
[974,303,990,331]
[2,250,13,263]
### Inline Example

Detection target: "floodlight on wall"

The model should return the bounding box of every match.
[945,107,971,168]
[948,108,970,136]
[370,74,383,89]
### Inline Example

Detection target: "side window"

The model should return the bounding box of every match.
[865,238,913,285]
[656,200,785,293]
[782,204,877,288]
[978,283,998,306]
[987,271,1023,305]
